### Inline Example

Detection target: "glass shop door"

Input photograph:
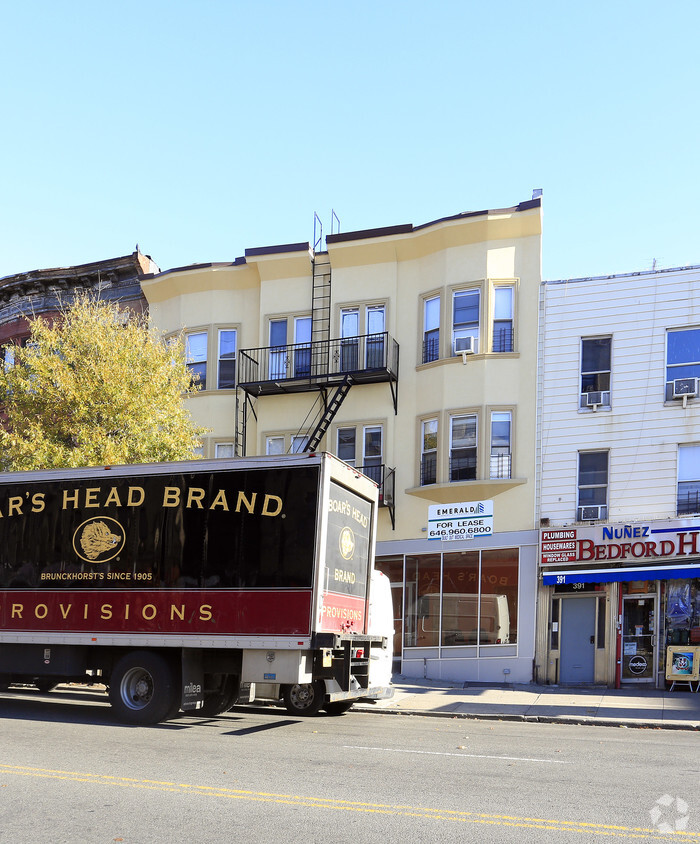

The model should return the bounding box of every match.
[621,595,657,684]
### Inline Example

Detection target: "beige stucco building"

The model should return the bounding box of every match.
[141,196,543,683]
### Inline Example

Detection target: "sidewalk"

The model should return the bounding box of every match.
[354,676,700,730]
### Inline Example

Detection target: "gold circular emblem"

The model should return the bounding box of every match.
[73,517,126,563]
[339,527,355,560]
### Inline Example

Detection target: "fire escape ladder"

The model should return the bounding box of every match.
[311,254,331,377]
[234,390,257,457]
[304,377,352,452]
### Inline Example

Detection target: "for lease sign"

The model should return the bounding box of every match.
[428,501,493,540]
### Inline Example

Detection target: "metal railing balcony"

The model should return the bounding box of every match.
[357,462,395,507]
[237,331,399,397]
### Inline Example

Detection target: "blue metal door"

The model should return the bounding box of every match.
[559,597,596,684]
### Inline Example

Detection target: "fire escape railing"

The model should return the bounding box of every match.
[237,331,399,389]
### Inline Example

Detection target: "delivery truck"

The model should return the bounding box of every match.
[244,567,393,714]
[0,452,392,724]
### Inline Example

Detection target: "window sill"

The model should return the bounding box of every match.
[416,352,520,371]
[406,477,527,503]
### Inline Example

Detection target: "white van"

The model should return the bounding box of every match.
[367,568,394,688]
[415,592,510,646]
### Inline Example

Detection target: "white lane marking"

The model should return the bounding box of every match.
[343,746,573,764]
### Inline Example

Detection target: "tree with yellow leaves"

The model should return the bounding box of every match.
[0,296,207,470]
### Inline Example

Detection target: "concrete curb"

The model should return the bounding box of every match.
[353,705,700,731]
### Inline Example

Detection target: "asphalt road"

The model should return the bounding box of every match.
[0,685,698,843]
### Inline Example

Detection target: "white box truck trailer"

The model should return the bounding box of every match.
[0,452,392,723]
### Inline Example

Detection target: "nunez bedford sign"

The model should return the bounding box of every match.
[541,521,700,567]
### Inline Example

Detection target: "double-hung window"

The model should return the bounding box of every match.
[490,411,512,479]
[450,415,477,481]
[580,337,611,408]
[366,305,386,369]
[215,442,235,459]
[678,445,700,515]
[336,425,383,485]
[666,328,700,401]
[294,317,312,378]
[420,419,437,485]
[340,308,360,372]
[266,436,285,455]
[492,287,514,352]
[186,331,207,389]
[337,427,356,465]
[578,451,608,520]
[362,425,383,484]
[269,319,288,380]
[423,296,440,363]
[217,329,237,389]
[452,290,480,355]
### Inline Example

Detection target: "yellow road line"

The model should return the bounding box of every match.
[0,763,697,840]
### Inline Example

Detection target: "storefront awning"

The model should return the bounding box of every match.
[542,563,700,585]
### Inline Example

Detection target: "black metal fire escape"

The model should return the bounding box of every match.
[234,220,398,525]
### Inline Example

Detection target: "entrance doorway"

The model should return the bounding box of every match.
[559,597,596,684]
[621,595,657,684]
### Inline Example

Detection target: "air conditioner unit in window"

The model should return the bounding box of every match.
[584,390,611,409]
[454,336,476,355]
[673,377,699,399]
[578,505,605,521]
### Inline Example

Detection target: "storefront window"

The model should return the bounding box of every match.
[404,554,441,647]
[481,548,519,645]
[400,549,520,649]
[441,551,479,645]
[665,579,700,645]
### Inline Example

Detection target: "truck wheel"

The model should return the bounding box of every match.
[324,700,354,716]
[34,679,59,693]
[281,681,326,716]
[200,674,241,717]
[108,651,179,725]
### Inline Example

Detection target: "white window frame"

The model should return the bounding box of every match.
[666,327,700,401]
[452,289,480,355]
[490,411,512,479]
[423,295,440,363]
[580,336,611,408]
[420,418,438,486]
[492,286,514,353]
[215,442,235,459]
[186,330,208,389]
[217,328,237,390]
[678,444,700,515]
[337,426,357,466]
[269,319,288,380]
[577,450,609,520]
[293,316,312,379]
[449,414,477,482]
[266,436,285,455]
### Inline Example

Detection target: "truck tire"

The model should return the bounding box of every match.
[34,679,59,693]
[108,651,179,725]
[200,674,241,717]
[324,700,354,716]
[281,681,326,716]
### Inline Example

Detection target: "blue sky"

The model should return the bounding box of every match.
[2,1,699,281]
